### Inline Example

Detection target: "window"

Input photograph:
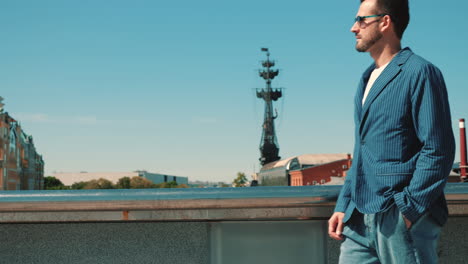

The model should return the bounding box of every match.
[288,158,300,170]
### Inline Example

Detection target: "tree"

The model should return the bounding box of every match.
[44,176,66,190]
[233,172,248,187]
[159,181,178,188]
[153,181,185,188]
[70,181,87,190]
[83,178,114,189]
[130,176,155,189]
[115,177,131,189]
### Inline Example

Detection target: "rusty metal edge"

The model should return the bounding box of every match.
[0,198,466,223]
[0,207,335,223]
[0,197,333,212]
[0,193,466,212]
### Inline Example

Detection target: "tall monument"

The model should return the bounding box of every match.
[256,48,283,165]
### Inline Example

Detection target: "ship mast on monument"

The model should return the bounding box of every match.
[257,48,283,166]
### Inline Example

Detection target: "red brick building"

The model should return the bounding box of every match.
[258,153,352,186]
[0,110,44,190]
[290,154,352,186]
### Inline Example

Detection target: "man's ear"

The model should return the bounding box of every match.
[380,15,392,32]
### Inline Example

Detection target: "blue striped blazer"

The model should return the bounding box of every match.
[335,47,455,226]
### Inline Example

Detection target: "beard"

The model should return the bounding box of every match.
[355,30,383,52]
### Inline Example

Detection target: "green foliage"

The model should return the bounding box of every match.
[70,181,87,190]
[157,181,178,188]
[115,177,131,189]
[44,176,67,190]
[64,176,189,190]
[233,172,248,187]
[129,176,155,189]
[83,178,114,189]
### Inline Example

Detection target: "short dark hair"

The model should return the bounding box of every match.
[361,0,410,39]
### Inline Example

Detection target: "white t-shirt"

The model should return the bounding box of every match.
[362,61,390,105]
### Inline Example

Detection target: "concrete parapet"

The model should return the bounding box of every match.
[0,184,467,263]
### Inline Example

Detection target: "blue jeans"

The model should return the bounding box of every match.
[339,204,441,264]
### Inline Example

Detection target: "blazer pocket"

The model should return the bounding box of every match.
[376,172,413,176]
[375,173,412,194]
[376,164,414,177]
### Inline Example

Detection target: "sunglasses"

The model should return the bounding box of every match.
[354,14,388,28]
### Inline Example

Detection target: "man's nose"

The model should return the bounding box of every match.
[351,22,359,33]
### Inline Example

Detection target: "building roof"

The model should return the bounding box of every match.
[260,153,351,171]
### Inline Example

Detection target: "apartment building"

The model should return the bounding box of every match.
[0,109,44,190]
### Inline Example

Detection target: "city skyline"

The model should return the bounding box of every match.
[1,0,467,183]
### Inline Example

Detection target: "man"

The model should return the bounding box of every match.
[328,0,455,263]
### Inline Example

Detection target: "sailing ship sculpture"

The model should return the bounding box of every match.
[256,48,283,166]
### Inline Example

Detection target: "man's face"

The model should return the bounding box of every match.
[351,0,383,52]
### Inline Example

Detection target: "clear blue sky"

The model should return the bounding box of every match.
[1,0,467,183]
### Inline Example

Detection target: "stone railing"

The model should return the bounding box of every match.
[0,184,467,264]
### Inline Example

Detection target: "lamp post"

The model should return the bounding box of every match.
[460,118,467,182]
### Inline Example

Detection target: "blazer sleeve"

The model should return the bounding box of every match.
[334,170,352,212]
[393,64,455,223]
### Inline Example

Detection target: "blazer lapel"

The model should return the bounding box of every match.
[358,48,414,132]
[355,64,374,125]
[361,63,400,113]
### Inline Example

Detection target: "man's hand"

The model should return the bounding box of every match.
[402,215,412,229]
[328,212,345,240]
